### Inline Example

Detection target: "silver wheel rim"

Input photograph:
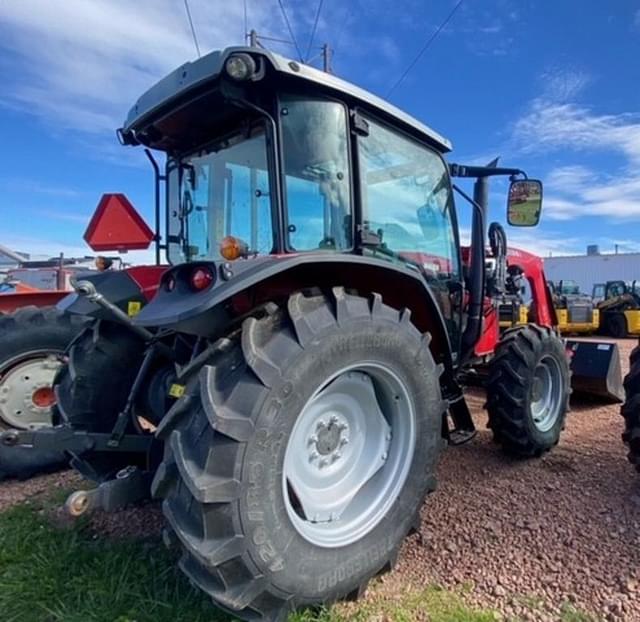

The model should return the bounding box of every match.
[0,351,63,429]
[282,363,416,548]
[530,355,563,433]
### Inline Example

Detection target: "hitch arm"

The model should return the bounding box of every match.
[0,426,153,454]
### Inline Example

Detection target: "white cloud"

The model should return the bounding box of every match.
[0,0,278,135]
[507,230,583,258]
[513,99,640,164]
[511,90,640,222]
[538,68,591,103]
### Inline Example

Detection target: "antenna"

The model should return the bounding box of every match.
[183,0,201,58]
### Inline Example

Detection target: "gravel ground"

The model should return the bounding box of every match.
[392,337,640,621]
[1,338,638,620]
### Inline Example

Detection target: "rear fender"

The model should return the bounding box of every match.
[57,266,166,320]
[133,255,456,370]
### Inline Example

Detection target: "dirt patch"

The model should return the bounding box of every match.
[0,469,81,513]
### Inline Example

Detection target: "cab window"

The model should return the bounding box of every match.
[280,97,352,251]
[358,118,460,279]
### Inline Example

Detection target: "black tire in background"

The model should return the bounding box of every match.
[53,319,152,482]
[622,343,640,471]
[486,324,571,457]
[152,289,446,621]
[0,306,87,480]
[606,313,628,338]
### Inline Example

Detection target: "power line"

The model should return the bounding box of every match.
[277,0,303,61]
[305,0,324,61]
[386,0,464,97]
[183,0,201,58]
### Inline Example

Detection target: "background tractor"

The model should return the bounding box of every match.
[3,46,576,620]
[549,279,599,335]
[0,236,164,480]
[593,280,640,337]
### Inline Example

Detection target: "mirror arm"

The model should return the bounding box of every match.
[450,163,527,180]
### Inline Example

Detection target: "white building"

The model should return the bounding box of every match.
[543,246,640,295]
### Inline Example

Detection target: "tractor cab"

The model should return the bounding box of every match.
[113,47,542,368]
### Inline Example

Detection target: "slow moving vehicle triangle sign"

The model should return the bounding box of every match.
[84,193,154,251]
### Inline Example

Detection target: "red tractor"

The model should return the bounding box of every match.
[0,223,166,479]
[4,46,575,619]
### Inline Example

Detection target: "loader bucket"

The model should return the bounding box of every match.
[566,339,624,403]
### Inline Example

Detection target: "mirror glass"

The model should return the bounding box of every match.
[507,179,542,227]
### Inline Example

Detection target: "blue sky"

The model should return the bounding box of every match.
[1,0,639,261]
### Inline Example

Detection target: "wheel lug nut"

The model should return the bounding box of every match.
[340,437,349,446]
[308,435,318,445]
[309,451,318,462]
[329,415,339,425]
[319,459,328,468]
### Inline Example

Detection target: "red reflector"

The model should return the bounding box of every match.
[190,267,214,291]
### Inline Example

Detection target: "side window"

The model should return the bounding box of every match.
[358,119,460,279]
[592,284,605,299]
[280,97,352,251]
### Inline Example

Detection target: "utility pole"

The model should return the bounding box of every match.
[322,43,332,73]
[248,29,258,48]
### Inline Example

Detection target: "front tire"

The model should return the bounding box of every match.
[152,289,446,620]
[486,325,570,457]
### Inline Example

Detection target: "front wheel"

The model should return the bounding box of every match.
[486,324,571,457]
[152,289,446,620]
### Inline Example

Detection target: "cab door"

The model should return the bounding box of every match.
[355,116,464,359]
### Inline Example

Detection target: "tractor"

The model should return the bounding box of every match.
[0,248,164,480]
[593,280,640,337]
[0,257,92,479]
[3,46,576,619]
[549,279,599,335]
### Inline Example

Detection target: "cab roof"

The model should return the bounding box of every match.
[121,46,453,153]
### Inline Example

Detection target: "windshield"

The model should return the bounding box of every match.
[167,125,273,263]
[560,280,580,295]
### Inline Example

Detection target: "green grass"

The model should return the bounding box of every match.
[0,499,498,622]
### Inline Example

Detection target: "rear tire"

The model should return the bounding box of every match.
[53,320,149,481]
[152,289,445,621]
[0,306,87,480]
[622,343,640,471]
[486,324,570,457]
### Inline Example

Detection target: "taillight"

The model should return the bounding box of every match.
[189,267,214,291]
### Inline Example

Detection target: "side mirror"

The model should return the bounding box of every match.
[84,193,155,252]
[507,179,543,227]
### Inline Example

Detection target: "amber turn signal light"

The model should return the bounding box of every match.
[220,236,248,261]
